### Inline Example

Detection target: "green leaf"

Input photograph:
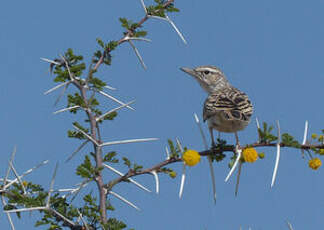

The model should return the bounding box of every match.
[104,151,119,163]
[282,133,301,148]
[122,157,131,168]
[76,155,95,179]
[96,38,105,48]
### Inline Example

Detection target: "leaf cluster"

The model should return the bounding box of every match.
[52,49,86,83]
[146,0,179,17]
[94,39,119,65]
[258,122,278,143]
[281,133,301,148]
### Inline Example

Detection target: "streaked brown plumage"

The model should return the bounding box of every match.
[180,65,253,146]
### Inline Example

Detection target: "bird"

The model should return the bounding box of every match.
[180,65,253,148]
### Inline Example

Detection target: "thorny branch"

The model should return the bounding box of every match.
[49,1,178,226]
[93,0,175,71]
[104,142,324,192]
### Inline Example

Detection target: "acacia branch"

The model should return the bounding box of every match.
[92,0,175,71]
[105,142,324,192]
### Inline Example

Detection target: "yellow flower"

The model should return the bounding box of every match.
[309,158,322,170]
[182,150,201,166]
[242,147,258,163]
[319,135,324,142]
[319,149,324,155]
[22,181,28,187]
[311,133,318,139]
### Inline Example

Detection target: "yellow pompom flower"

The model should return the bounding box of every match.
[242,147,258,163]
[311,133,318,139]
[309,158,322,170]
[182,150,201,166]
[319,149,324,155]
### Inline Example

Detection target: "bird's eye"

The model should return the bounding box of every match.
[203,70,210,75]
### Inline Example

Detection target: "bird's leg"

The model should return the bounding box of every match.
[234,132,240,149]
[234,131,243,196]
[209,127,216,148]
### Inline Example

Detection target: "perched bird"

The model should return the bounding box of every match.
[181,65,253,197]
[180,65,253,147]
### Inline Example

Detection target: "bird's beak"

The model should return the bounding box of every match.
[180,67,196,77]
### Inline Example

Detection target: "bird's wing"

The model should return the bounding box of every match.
[203,87,253,122]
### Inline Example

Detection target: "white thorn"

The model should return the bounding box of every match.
[104,84,116,90]
[100,138,158,147]
[176,138,184,153]
[60,54,74,81]
[165,15,187,44]
[54,82,69,106]
[66,140,89,162]
[151,170,159,194]
[4,160,49,190]
[149,15,187,44]
[124,36,152,42]
[73,125,100,146]
[1,196,15,230]
[96,100,136,122]
[49,208,76,226]
[128,40,147,70]
[179,163,186,198]
[149,15,169,21]
[4,146,17,185]
[53,105,80,114]
[97,90,135,110]
[40,57,60,65]
[109,191,140,211]
[46,163,58,208]
[256,117,261,142]
[8,162,26,194]
[103,163,151,193]
[271,120,281,188]
[165,146,170,160]
[193,113,216,203]
[287,220,294,230]
[44,81,71,95]
[225,148,242,182]
[139,0,147,13]
[5,206,46,213]
[193,113,208,149]
[66,180,90,200]
[302,120,308,145]
[77,209,90,230]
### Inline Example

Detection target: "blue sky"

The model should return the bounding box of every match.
[1,0,324,229]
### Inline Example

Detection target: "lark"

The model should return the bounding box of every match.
[180,65,253,147]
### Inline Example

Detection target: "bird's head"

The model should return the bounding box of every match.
[180,65,230,93]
